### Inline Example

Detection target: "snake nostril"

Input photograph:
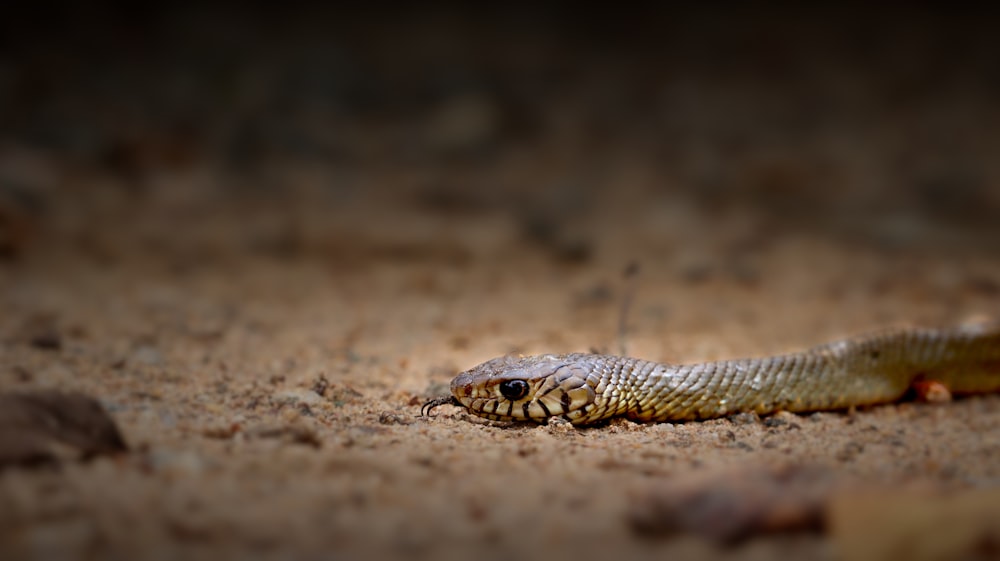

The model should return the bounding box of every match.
[451,372,475,397]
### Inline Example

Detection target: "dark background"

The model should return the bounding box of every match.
[2,2,999,265]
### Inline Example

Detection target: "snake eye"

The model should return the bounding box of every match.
[498,379,529,401]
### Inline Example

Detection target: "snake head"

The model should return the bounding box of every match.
[450,354,598,423]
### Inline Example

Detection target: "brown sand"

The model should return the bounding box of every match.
[2,187,998,561]
[2,5,1000,561]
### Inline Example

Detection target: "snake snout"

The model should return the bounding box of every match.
[450,371,475,398]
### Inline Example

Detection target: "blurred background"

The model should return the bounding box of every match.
[2,2,999,268]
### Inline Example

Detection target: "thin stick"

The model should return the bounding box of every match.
[618,261,640,356]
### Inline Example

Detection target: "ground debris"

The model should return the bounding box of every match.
[628,464,834,543]
[0,390,128,469]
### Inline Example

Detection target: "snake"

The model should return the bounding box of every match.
[421,323,1000,425]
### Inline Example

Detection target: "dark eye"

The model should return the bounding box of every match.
[499,379,529,401]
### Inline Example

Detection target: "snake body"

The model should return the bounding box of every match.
[431,324,1000,425]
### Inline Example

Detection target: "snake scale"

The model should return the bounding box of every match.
[422,323,1000,425]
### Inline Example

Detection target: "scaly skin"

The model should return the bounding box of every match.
[433,324,1000,425]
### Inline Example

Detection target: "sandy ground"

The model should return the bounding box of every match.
[2,188,999,561]
[2,5,1000,561]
